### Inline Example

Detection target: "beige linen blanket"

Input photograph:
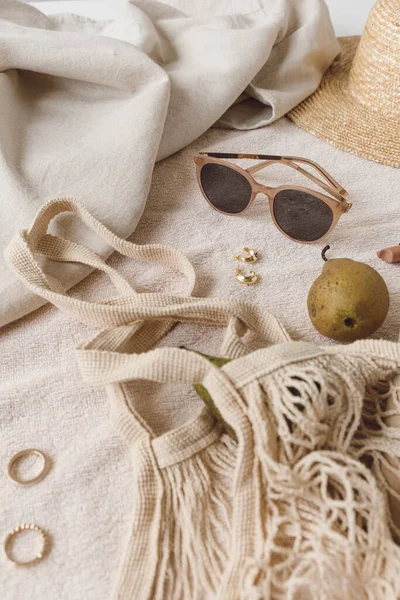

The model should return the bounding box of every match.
[0,0,339,327]
[2,117,400,598]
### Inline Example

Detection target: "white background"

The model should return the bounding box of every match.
[29,0,376,36]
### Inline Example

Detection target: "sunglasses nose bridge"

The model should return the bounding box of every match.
[254,183,273,198]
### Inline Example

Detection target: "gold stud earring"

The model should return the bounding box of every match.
[233,247,258,264]
[235,266,259,285]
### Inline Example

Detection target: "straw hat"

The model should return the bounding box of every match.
[288,0,400,168]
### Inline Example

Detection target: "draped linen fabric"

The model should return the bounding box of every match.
[0,0,340,326]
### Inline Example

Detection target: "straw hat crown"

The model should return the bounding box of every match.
[289,0,400,167]
[349,0,399,116]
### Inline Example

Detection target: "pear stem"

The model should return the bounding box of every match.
[322,245,330,262]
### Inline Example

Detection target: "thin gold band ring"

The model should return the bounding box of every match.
[7,449,50,486]
[4,524,48,567]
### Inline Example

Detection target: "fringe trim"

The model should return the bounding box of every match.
[153,432,237,599]
[240,354,400,599]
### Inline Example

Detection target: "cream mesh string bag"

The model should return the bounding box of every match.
[5,198,400,599]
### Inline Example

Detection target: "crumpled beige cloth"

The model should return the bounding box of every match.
[0,0,339,327]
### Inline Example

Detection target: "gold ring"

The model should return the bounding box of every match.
[7,449,50,486]
[4,524,49,567]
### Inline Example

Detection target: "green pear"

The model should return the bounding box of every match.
[308,257,389,342]
[192,352,236,438]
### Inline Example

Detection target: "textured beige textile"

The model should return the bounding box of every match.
[2,118,400,599]
[5,196,400,599]
[0,0,340,327]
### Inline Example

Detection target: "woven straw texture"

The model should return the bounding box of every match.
[289,0,400,168]
[5,198,400,599]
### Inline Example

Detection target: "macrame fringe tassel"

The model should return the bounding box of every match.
[240,354,400,600]
[152,432,237,600]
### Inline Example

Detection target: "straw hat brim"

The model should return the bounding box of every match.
[288,37,399,169]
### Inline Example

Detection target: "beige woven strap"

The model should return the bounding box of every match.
[4,194,291,443]
[4,197,294,600]
[4,194,290,440]
[5,196,196,326]
[5,196,289,347]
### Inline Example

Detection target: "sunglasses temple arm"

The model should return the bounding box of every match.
[199,152,282,160]
[248,158,348,203]
[292,157,346,194]
[201,152,344,193]
[247,160,277,174]
[282,160,346,202]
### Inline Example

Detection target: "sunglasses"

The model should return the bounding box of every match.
[194,152,352,243]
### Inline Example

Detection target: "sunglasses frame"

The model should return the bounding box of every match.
[194,152,352,244]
